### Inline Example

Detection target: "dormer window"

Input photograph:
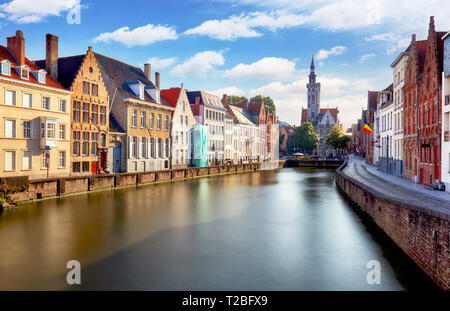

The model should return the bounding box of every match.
[14,65,30,80]
[31,69,46,84]
[1,60,11,76]
[128,80,145,100]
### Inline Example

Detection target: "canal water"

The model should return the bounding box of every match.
[0,168,438,290]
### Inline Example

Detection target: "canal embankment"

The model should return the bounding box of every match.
[0,162,281,209]
[335,160,449,290]
[284,159,344,168]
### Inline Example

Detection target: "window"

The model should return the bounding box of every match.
[82,103,89,123]
[157,114,161,130]
[91,132,98,156]
[92,84,98,96]
[180,115,183,125]
[41,151,48,169]
[164,115,169,131]
[23,121,31,138]
[23,93,32,108]
[100,106,106,125]
[72,162,80,173]
[5,151,16,171]
[141,111,146,128]
[1,61,11,75]
[5,120,16,138]
[42,97,50,110]
[158,138,163,157]
[5,90,16,106]
[82,132,89,156]
[82,161,89,172]
[38,72,45,84]
[47,123,55,139]
[182,101,186,111]
[150,138,154,158]
[59,124,65,139]
[150,113,154,129]
[91,104,98,124]
[141,137,146,158]
[21,67,29,80]
[99,133,106,148]
[83,81,90,95]
[59,100,66,112]
[58,151,66,168]
[185,116,188,126]
[73,131,80,156]
[131,137,138,158]
[22,151,31,170]
[73,101,81,122]
[132,110,137,127]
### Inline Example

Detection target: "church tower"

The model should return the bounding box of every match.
[306,56,321,123]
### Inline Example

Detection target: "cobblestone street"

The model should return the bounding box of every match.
[342,157,450,214]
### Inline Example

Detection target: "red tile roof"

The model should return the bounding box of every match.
[160,88,181,108]
[320,108,338,120]
[0,45,66,90]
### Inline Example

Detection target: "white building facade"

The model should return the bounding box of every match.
[391,47,409,176]
[441,32,450,191]
[378,84,396,175]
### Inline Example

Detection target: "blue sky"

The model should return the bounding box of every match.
[1,0,449,127]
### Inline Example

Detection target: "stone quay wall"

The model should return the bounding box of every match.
[3,163,264,206]
[335,161,449,290]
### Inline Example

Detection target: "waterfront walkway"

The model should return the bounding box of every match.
[341,157,450,214]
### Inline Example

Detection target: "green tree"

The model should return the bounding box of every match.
[279,133,285,146]
[227,95,248,106]
[325,124,351,153]
[249,95,276,114]
[290,122,319,154]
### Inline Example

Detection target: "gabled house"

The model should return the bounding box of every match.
[160,84,196,168]
[35,35,110,176]
[0,30,71,179]
[93,56,174,173]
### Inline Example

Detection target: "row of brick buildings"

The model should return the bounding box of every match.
[353,17,450,190]
[0,30,279,180]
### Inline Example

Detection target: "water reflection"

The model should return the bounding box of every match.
[0,169,438,290]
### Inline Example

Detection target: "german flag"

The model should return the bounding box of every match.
[363,124,373,134]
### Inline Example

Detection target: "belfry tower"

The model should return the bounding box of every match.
[306,56,321,123]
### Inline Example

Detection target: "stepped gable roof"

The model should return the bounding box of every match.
[416,40,428,74]
[93,52,171,108]
[34,54,85,89]
[1,45,66,90]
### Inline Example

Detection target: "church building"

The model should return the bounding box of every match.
[301,57,339,153]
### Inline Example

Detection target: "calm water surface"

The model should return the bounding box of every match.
[0,168,437,290]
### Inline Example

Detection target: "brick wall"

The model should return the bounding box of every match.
[336,163,449,290]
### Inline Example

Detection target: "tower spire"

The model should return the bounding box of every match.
[310,55,315,71]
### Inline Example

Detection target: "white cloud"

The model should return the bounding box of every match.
[146,57,177,70]
[316,46,347,60]
[0,0,79,23]
[223,57,297,81]
[184,11,306,40]
[93,24,178,47]
[214,0,450,33]
[365,32,410,55]
[170,51,225,78]
[208,86,246,97]
[359,53,376,63]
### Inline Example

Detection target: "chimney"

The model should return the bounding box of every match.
[195,96,200,106]
[46,33,58,80]
[155,72,160,89]
[144,63,151,82]
[412,34,416,42]
[222,94,227,106]
[7,30,25,65]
